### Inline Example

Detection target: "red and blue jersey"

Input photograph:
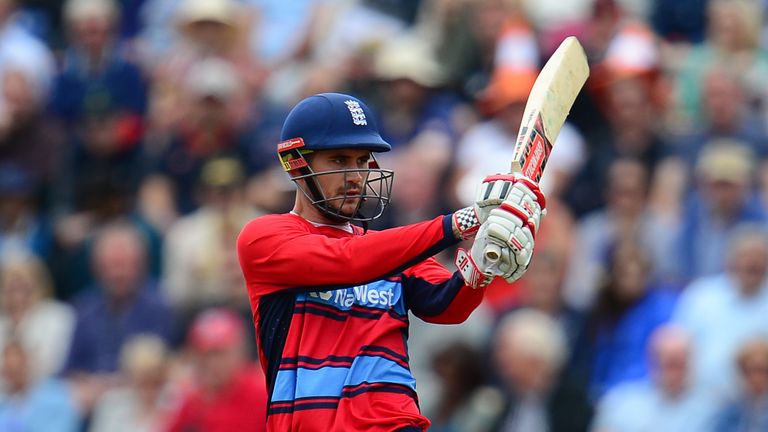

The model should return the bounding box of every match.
[237,213,485,431]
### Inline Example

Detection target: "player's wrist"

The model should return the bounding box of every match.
[452,207,481,240]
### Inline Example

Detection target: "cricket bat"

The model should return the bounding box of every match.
[484,36,589,262]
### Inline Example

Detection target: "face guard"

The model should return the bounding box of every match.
[278,138,394,222]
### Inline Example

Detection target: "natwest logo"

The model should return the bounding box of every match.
[308,283,396,309]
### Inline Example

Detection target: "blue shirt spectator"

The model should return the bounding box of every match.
[0,340,81,432]
[588,286,677,397]
[0,380,81,432]
[50,0,148,126]
[592,326,719,432]
[63,281,173,373]
[674,225,768,395]
[578,240,678,398]
[714,338,768,432]
[672,144,766,283]
[594,380,718,432]
[62,221,174,374]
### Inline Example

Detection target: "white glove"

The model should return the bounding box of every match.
[475,174,528,223]
[453,173,541,240]
[456,176,546,286]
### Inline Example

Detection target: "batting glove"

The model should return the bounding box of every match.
[452,173,546,240]
[456,177,546,286]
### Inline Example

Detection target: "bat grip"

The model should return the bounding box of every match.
[484,244,502,263]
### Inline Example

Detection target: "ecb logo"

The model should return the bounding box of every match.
[344,100,368,126]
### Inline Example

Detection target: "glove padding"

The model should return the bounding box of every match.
[475,173,546,223]
[457,176,546,286]
[455,173,546,241]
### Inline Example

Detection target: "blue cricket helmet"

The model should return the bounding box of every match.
[280,93,391,152]
[277,93,394,224]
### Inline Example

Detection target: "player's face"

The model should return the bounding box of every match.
[309,149,372,217]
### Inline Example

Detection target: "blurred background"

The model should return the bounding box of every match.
[1,0,768,430]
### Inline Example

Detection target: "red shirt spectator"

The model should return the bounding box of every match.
[165,308,268,432]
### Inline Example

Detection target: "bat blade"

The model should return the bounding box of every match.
[511,36,589,182]
[484,36,589,263]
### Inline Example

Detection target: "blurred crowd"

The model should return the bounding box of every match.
[1,0,768,430]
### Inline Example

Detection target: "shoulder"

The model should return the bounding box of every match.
[238,214,308,242]
[71,290,106,316]
[36,299,75,318]
[680,275,730,304]
[30,300,76,327]
[600,380,653,409]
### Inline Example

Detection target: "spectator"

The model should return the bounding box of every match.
[0,0,55,110]
[165,308,267,432]
[0,166,55,260]
[489,309,593,432]
[580,240,677,397]
[50,0,148,219]
[151,57,254,214]
[371,33,458,151]
[90,335,172,432]
[567,73,671,217]
[674,68,768,164]
[163,157,259,330]
[673,0,768,129]
[426,342,497,432]
[0,339,81,432]
[715,338,768,432]
[567,158,677,309]
[365,34,467,229]
[63,221,174,412]
[592,325,718,432]
[502,225,586,365]
[148,0,258,118]
[50,0,148,125]
[673,144,765,283]
[0,64,63,205]
[0,253,74,384]
[674,225,768,395]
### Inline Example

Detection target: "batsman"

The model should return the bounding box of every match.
[237,92,545,431]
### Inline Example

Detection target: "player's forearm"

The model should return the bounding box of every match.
[241,215,460,288]
[408,272,485,324]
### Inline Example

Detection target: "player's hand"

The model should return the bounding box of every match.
[481,177,546,282]
[454,225,531,288]
[475,173,546,223]
[453,173,546,240]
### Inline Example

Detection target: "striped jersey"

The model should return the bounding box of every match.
[237,213,485,431]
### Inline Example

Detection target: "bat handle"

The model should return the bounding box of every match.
[484,244,502,263]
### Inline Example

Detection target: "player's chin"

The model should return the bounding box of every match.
[329,197,361,217]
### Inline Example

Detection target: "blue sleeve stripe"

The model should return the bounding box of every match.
[271,355,416,402]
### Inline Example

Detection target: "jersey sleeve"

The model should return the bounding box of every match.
[237,214,459,295]
[401,258,485,324]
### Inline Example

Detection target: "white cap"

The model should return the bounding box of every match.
[373,34,445,87]
[184,57,241,100]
